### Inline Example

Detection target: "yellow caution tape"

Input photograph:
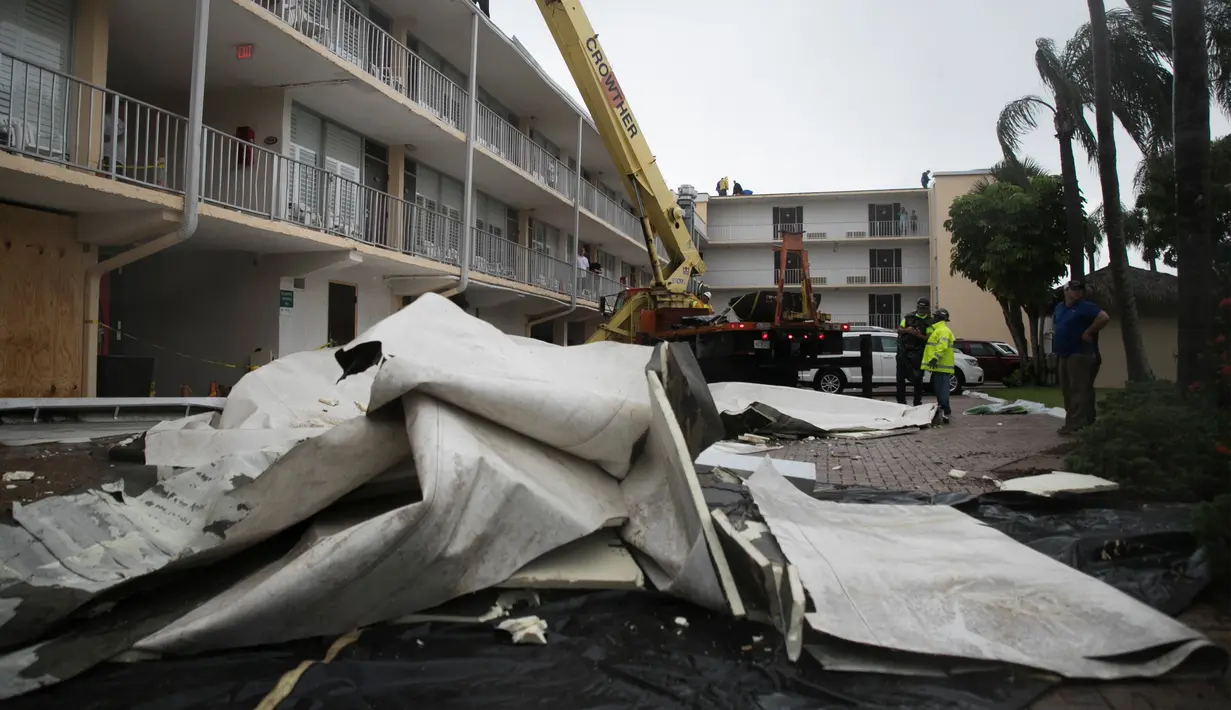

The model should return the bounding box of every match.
[253,630,363,710]
[88,320,332,372]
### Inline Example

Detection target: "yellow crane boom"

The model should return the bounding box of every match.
[534,0,706,342]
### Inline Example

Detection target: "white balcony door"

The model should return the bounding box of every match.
[288,107,324,224]
[324,122,363,237]
[0,0,71,154]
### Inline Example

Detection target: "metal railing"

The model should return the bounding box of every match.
[826,314,901,329]
[708,219,929,242]
[580,179,640,238]
[1,53,187,192]
[471,226,579,296]
[254,0,467,130]
[475,102,575,200]
[702,267,931,288]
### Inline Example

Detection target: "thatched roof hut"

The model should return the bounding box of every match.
[1082,266,1178,316]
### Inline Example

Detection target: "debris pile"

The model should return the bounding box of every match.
[0,295,1224,708]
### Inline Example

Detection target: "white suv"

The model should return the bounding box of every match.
[800,331,985,395]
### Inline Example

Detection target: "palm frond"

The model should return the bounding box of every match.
[1067,9,1174,154]
[996,95,1054,161]
[1035,39,1085,111]
[1126,0,1174,56]
[987,156,1050,189]
[1207,0,1231,115]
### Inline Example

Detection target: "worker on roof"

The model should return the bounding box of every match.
[716,176,729,197]
[732,180,744,196]
[922,308,955,425]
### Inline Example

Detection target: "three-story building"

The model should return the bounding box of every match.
[1,0,658,398]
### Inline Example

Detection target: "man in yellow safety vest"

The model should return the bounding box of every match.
[921,307,955,425]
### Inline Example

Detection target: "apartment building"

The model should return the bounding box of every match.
[0,0,662,398]
[699,172,1010,341]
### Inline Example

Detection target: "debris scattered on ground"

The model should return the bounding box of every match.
[0,295,1223,709]
[997,471,1121,496]
[948,469,967,479]
[497,616,548,645]
[2,470,34,482]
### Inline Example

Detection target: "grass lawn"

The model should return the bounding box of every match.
[992,387,1114,409]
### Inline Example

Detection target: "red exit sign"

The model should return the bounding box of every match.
[236,44,253,60]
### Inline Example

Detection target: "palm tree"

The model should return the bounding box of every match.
[996,39,1095,281]
[1172,0,1216,390]
[1125,0,1231,117]
[1089,203,1158,272]
[1087,0,1154,382]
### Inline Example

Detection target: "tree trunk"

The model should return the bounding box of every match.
[1056,124,1088,280]
[1087,0,1153,381]
[1025,306,1045,385]
[1149,257,1159,272]
[998,297,1030,369]
[1087,246,1098,275]
[1173,0,1214,391]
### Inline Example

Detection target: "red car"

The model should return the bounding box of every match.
[954,339,1021,382]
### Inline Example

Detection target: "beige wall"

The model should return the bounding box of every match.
[930,172,1012,343]
[1094,317,1178,388]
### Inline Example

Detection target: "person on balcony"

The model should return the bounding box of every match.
[576,247,589,271]
[910,210,919,234]
[898,209,908,236]
[716,176,729,197]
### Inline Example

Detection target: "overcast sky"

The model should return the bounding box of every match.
[493,0,1227,271]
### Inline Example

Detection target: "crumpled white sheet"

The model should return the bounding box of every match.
[0,294,679,699]
[708,381,936,432]
[746,459,1215,680]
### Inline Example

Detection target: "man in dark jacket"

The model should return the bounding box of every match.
[1054,280,1109,435]
[896,297,933,406]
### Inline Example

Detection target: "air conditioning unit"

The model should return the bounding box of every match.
[846,275,868,285]
[845,231,868,238]
[805,232,827,240]
[809,276,827,285]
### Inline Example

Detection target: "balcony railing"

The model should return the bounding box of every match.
[580,179,640,239]
[703,267,932,288]
[252,1,643,243]
[254,0,467,130]
[1,53,187,192]
[828,313,902,329]
[475,102,575,200]
[708,220,928,243]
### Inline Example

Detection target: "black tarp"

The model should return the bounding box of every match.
[4,591,1054,710]
[5,486,1211,710]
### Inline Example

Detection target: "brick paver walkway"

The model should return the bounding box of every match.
[776,395,1231,710]
[777,395,1066,492]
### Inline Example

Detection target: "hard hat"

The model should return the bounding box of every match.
[934,308,950,321]
[701,291,712,299]
[916,297,931,308]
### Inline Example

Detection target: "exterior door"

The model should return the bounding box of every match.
[324,122,364,237]
[869,248,903,284]
[868,293,901,330]
[327,282,357,347]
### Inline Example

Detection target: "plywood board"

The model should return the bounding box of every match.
[0,205,87,397]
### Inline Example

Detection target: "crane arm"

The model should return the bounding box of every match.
[534,0,704,294]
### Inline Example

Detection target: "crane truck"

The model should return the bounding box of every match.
[534,0,847,385]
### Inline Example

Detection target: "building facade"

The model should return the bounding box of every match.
[699,171,1010,342]
[0,0,666,398]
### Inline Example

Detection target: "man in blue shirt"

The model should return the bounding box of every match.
[1053,280,1110,435]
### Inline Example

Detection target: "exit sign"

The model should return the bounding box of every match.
[236,44,253,60]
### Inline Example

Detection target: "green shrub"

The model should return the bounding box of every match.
[1001,367,1024,388]
[1065,380,1229,503]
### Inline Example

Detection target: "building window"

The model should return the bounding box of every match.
[869,248,903,284]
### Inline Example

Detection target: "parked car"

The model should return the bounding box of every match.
[800,331,985,395]
[955,339,1021,382]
